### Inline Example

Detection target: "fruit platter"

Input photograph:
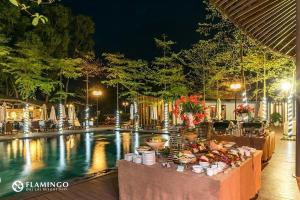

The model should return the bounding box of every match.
[136,145,152,154]
[145,135,168,151]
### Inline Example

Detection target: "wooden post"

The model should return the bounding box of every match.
[296,0,300,177]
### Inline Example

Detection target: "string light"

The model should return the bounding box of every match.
[242,91,248,121]
[85,106,90,131]
[115,110,120,130]
[163,102,169,133]
[262,97,267,121]
[133,101,139,131]
[58,103,63,134]
[23,103,30,135]
[287,94,293,137]
[134,132,139,154]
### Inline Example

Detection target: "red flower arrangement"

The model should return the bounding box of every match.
[234,104,255,116]
[173,95,206,128]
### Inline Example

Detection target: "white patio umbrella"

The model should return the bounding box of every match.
[0,104,6,122]
[68,105,76,124]
[152,105,158,120]
[258,101,265,119]
[216,98,222,120]
[150,105,154,120]
[61,104,66,119]
[130,104,134,120]
[49,106,57,123]
[40,104,48,120]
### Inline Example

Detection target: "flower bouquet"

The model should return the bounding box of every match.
[234,104,255,121]
[173,95,206,142]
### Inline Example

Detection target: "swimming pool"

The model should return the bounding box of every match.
[0,131,168,198]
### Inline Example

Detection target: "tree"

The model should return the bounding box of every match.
[148,34,187,131]
[80,52,101,106]
[4,42,55,101]
[102,53,148,130]
[3,41,55,133]
[8,0,52,26]
[180,40,217,100]
[150,34,187,100]
[47,57,82,103]
[102,53,148,101]
[243,47,295,101]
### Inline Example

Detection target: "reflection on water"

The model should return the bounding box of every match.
[133,132,139,154]
[115,131,121,161]
[122,132,130,154]
[58,135,66,171]
[0,131,153,198]
[85,133,91,168]
[89,141,108,173]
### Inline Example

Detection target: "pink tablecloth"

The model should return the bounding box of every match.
[118,151,262,200]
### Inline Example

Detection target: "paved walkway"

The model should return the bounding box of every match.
[258,127,300,200]
[0,126,114,141]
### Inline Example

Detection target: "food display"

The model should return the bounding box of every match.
[145,135,167,151]
[126,134,256,177]
[173,150,197,164]
[172,140,256,175]
[136,146,152,154]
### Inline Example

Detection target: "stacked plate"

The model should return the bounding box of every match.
[142,151,156,165]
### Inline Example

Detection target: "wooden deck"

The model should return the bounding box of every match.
[5,173,118,200]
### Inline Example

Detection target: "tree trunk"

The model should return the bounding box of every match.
[65,78,70,105]
[5,77,8,97]
[86,74,89,106]
[10,78,19,99]
[45,95,49,104]
[255,74,259,117]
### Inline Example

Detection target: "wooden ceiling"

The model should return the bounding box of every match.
[210,0,296,58]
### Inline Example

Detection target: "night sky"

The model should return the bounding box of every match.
[61,0,207,115]
[62,0,206,60]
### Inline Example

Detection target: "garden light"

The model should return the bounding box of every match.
[287,94,293,137]
[281,81,292,92]
[162,102,169,133]
[85,106,90,131]
[23,103,30,135]
[230,83,241,90]
[133,101,139,131]
[58,103,63,134]
[115,110,120,130]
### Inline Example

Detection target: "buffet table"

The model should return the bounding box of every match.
[212,132,275,161]
[118,151,262,200]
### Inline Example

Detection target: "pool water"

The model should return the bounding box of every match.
[0,131,168,198]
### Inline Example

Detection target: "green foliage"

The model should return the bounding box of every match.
[270,112,282,123]
[8,0,50,26]
[102,52,148,100]
[149,34,187,100]
[0,2,96,103]
[181,0,295,101]
[4,42,56,100]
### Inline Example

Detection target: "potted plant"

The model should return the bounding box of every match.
[270,112,282,126]
[234,104,255,121]
[173,95,206,142]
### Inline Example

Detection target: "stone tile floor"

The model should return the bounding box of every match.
[257,127,300,200]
